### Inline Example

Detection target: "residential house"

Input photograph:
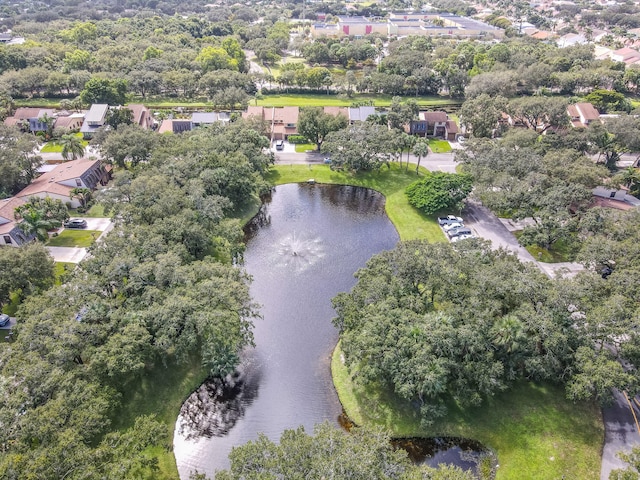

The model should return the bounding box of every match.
[611,47,640,64]
[242,106,299,140]
[557,33,587,48]
[16,158,108,208]
[323,106,349,118]
[127,104,154,129]
[311,12,503,38]
[52,112,85,132]
[4,107,55,133]
[567,102,600,128]
[80,104,109,139]
[593,186,640,210]
[347,106,376,124]
[410,111,459,140]
[0,197,32,247]
[158,112,230,134]
[191,112,230,128]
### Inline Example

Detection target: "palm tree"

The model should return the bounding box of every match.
[38,113,55,139]
[60,134,85,161]
[412,140,429,175]
[14,206,56,242]
[69,187,92,209]
[615,166,640,196]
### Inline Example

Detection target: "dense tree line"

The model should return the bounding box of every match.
[0,121,272,478]
[215,422,475,480]
[333,239,639,426]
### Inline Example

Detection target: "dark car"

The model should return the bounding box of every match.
[0,313,10,327]
[275,140,284,150]
[64,218,88,229]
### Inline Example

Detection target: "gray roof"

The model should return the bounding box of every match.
[593,187,640,206]
[191,112,219,124]
[85,104,109,123]
[348,106,376,122]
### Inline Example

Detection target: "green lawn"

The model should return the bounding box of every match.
[16,94,462,110]
[68,203,106,218]
[257,93,462,108]
[112,356,210,480]
[514,232,575,263]
[2,291,21,316]
[332,343,603,480]
[47,229,100,247]
[428,138,452,153]
[266,163,445,242]
[41,133,88,153]
[294,143,316,153]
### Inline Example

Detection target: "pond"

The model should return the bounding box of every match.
[173,183,400,478]
[173,183,492,479]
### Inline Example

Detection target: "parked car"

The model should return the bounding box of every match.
[275,140,284,150]
[451,234,475,242]
[438,215,463,225]
[443,222,464,232]
[323,157,332,164]
[448,227,472,238]
[64,218,88,229]
[0,314,10,327]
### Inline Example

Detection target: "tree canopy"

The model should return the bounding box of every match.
[406,172,472,215]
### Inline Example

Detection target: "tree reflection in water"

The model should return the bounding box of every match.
[178,358,262,440]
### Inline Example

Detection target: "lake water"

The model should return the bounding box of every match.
[173,183,400,479]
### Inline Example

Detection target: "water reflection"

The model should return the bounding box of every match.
[177,352,262,440]
[174,183,400,479]
[392,437,495,477]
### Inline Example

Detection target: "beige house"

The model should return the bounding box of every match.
[567,103,600,128]
[243,106,300,140]
[17,158,109,208]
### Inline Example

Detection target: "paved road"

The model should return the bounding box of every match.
[601,389,640,479]
[463,199,536,265]
[275,150,458,171]
[47,246,87,263]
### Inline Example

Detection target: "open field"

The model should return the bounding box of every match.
[15,94,463,110]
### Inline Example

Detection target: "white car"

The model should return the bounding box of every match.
[451,234,475,242]
[438,215,463,225]
[443,222,464,232]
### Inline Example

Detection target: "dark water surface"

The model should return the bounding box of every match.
[174,183,400,479]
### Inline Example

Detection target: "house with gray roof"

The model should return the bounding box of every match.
[80,104,109,139]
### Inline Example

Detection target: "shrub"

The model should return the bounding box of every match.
[287,135,308,144]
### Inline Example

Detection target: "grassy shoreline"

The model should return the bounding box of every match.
[128,163,601,479]
[266,163,445,242]
[332,343,603,480]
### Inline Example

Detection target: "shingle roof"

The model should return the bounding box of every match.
[16,158,99,199]
[0,197,25,224]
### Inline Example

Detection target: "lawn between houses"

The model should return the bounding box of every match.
[267,164,603,479]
